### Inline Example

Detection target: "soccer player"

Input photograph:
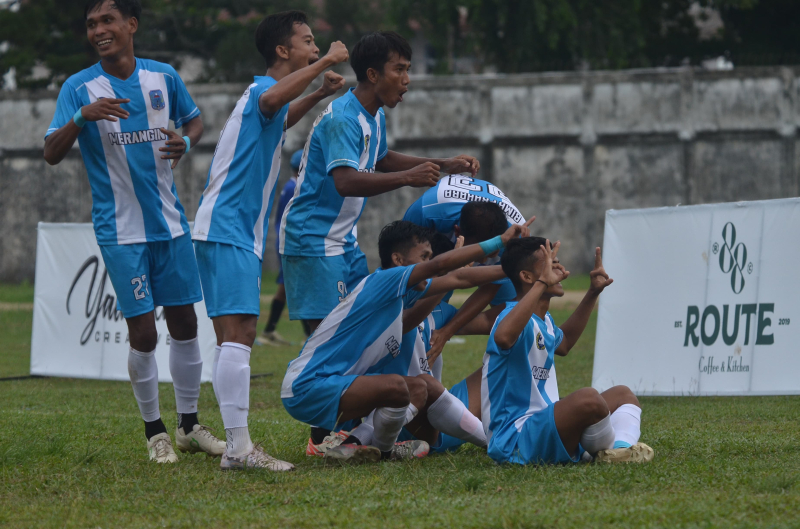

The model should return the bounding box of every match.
[43,0,223,463]
[192,11,349,471]
[278,31,480,338]
[282,220,530,464]
[255,149,303,347]
[483,237,654,464]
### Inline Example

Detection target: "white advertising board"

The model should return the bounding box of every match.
[30,223,217,382]
[592,198,800,396]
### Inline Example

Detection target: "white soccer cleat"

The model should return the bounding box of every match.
[220,444,295,472]
[175,424,226,457]
[595,442,654,463]
[306,431,348,457]
[147,432,179,463]
[388,440,430,461]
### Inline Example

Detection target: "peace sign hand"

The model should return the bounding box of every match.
[588,247,613,295]
[539,239,569,287]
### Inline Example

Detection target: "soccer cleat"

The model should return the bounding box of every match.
[175,424,226,457]
[388,440,430,461]
[254,331,292,347]
[306,431,348,457]
[595,442,655,463]
[323,443,382,465]
[147,432,179,463]
[220,444,295,471]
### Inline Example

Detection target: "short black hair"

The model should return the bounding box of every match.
[501,237,549,291]
[428,231,455,259]
[460,201,508,242]
[350,31,412,82]
[85,0,141,21]
[379,221,430,269]
[255,10,308,68]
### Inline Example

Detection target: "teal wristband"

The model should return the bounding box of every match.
[182,136,191,153]
[479,235,504,255]
[73,109,86,128]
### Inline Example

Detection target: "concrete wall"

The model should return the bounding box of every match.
[2,66,798,282]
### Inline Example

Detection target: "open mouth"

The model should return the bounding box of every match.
[398,89,408,102]
[308,55,319,65]
[96,38,113,50]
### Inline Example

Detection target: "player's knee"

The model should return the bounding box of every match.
[383,375,411,407]
[166,308,197,341]
[575,388,609,423]
[405,377,428,409]
[610,385,640,407]
[417,374,444,403]
[129,326,158,352]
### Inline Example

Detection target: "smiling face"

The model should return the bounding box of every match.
[284,22,320,72]
[374,52,410,108]
[86,1,137,59]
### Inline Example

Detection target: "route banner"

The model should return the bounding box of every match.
[592,198,800,396]
[30,223,217,382]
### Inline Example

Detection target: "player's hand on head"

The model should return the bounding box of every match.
[81,98,130,122]
[539,240,569,287]
[158,127,188,169]
[320,71,345,97]
[441,155,480,176]
[326,40,349,64]
[406,162,440,188]
[588,246,613,294]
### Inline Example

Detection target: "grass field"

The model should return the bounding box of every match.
[1,280,799,528]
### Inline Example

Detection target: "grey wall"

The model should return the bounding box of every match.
[2,66,799,282]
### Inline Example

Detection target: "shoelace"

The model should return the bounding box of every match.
[193,425,219,440]
[153,438,170,459]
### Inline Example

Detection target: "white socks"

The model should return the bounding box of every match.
[371,406,409,452]
[426,390,487,447]
[349,418,375,445]
[610,404,642,448]
[211,345,221,403]
[580,413,616,454]
[215,342,253,457]
[405,403,419,425]
[169,337,202,415]
[128,347,160,422]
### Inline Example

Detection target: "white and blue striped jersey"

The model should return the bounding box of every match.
[403,175,524,241]
[279,88,387,257]
[192,77,288,258]
[382,301,459,378]
[481,304,563,462]
[46,59,200,245]
[281,265,427,399]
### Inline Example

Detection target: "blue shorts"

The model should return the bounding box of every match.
[431,377,472,453]
[493,405,581,465]
[282,246,369,321]
[194,240,262,318]
[100,233,202,319]
[282,374,359,431]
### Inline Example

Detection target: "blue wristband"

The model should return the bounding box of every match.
[182,136,191,153]
[73,109,86,128]
[479,235,504,255]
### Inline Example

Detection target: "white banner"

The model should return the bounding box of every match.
[30,223,217,382]
[592,198,800,396]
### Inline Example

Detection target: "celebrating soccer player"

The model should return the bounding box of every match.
[43,0,222,463]
[278,31,480,339]
[482,238,654,464]
[191,11,348,471]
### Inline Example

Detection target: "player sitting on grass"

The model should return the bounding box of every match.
[282,220,529,463]
[192,10,349,472]
[483,237,654,465]
[43,0,223,463]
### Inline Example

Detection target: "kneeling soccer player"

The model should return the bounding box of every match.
[281,220,530,463]
[483,237,654,464]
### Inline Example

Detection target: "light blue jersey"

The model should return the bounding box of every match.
[46,59,200,245]
[403,175,524,241]
[281,265,427,399]
[482,304,563,463]
[192,77,288,258]
[383,301,458,378]
[279,88,387,258]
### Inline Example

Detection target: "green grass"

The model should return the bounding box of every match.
[0,280,34,304]
[1,287,799,528]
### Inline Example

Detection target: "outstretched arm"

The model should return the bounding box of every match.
[402,293,446,334]
[556,247,613,356]
[423,265,505,298]
[377,151,480,176]
[286,71,345,128]
[457,303,506,335]
[331,163,440,197]
[493,240,568,350]
[259,41,349,117]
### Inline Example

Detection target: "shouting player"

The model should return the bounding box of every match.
[482,237,654,465]
[278,31,480,339]
[192,11,348,471]
[44,0,222,462]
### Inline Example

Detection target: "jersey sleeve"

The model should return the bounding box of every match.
[551,315,565,349]
[368,265,425,306]
[323,114,362,174]
[167,68,201,128]
[488,311,531,355]
[46,81,81,139]
[403,278,431,308]
[432,302,459,330]
[377,109,388,161]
